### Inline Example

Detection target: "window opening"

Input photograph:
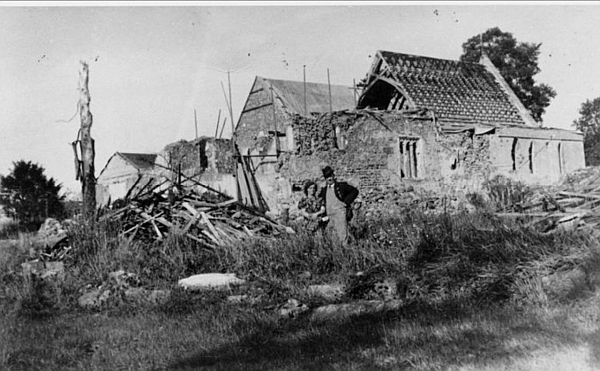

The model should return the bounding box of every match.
[528,142,533,173]
[399,137,419,179]
[335,126,346,150]
[511,138,518,171]
[558,142,563,174]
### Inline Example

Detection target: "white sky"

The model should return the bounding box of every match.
[1,2,599,197]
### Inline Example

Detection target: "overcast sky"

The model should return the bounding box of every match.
[1,3,599,197]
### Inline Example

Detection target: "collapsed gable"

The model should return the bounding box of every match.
[358,50,536,127]
[235,76,355,153]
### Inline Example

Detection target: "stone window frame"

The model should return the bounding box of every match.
[398,136,420,179]
[335,125,348,151]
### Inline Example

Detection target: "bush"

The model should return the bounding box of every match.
[483,175,533,212]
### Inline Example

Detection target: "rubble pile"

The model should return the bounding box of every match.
[37,218,72,261]
[101,180,293,248]
[78,270,171,309]
[497,167,600,234]
[357,185,468,219]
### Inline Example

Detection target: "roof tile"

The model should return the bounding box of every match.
[378,51,524,125]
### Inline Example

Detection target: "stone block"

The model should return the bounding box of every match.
[178,273,246,291]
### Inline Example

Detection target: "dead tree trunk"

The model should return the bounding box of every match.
[79,61,96,218]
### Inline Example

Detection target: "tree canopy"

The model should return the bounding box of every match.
[460,27,556,123]
[0,160,65,227]
[573,97,600,166]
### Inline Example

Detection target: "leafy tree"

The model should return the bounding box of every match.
[573,97,600,166]
[460,27,556,123]
[0,161,65,227]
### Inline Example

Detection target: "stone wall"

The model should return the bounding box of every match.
[235,108,585,216]
[264,111,494,215]
[156,137,237,198]
[488,134,586,185]
[283,111,491,191]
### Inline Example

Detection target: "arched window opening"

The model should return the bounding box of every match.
[399,137,419,179]
[558,142,563,174]
[511,138,518,171]
[528,142,534,174]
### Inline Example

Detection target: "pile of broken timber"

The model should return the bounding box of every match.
[100,181,293,249]
[498,167,600,234]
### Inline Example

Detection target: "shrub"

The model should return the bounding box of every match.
[483,175,533,212]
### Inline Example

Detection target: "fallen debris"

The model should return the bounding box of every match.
[100,176,293,248]
[78,269,170,309]
[278,298,309,318]
[37,218,72,261]
[496,167,600,235]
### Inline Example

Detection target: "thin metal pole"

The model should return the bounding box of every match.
[214,109,222,138]
[194,108,200,167]
[352,78,357,106]
[327,68,333,113]
[194,109,198,139]
[303,65,307,116]
[226,71,240,202]
[227,71,234,136]
[219,117,227,139]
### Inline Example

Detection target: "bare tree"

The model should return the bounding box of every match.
[78,61,96,218]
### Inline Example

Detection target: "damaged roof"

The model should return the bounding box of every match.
[358,50,535,127]
[259,77,356,116]
[118,152,157,170]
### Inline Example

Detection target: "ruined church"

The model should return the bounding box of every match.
[234,50,585,215]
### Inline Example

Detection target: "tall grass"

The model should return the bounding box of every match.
[3,209,600,370]
[4,208,598,316]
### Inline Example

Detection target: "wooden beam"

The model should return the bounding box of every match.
[241,102,273,114]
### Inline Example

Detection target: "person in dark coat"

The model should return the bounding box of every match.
[318,165,359,244]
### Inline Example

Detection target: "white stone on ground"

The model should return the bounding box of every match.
[177,273,246,291]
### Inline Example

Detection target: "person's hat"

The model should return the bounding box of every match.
[322,166,334,178]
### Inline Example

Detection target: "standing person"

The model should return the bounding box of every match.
[297,180,326,232]
[319,166,359,245]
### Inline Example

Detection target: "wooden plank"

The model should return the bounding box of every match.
[121,211,164,235]
[150,220,163,239]
[496,212,555,218]
[99,205,131,221]
[214,221,246,239]
[182,201,200,216]
[182,213,200,234]
[243,226,255,237]
[201,230,221,245]
[185,233,216,249]
[558,191,600,200]
[241,102,273,114]
[200,212,224,244]
[215,199,238,208]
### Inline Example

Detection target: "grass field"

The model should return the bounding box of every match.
[2,210,600,370]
